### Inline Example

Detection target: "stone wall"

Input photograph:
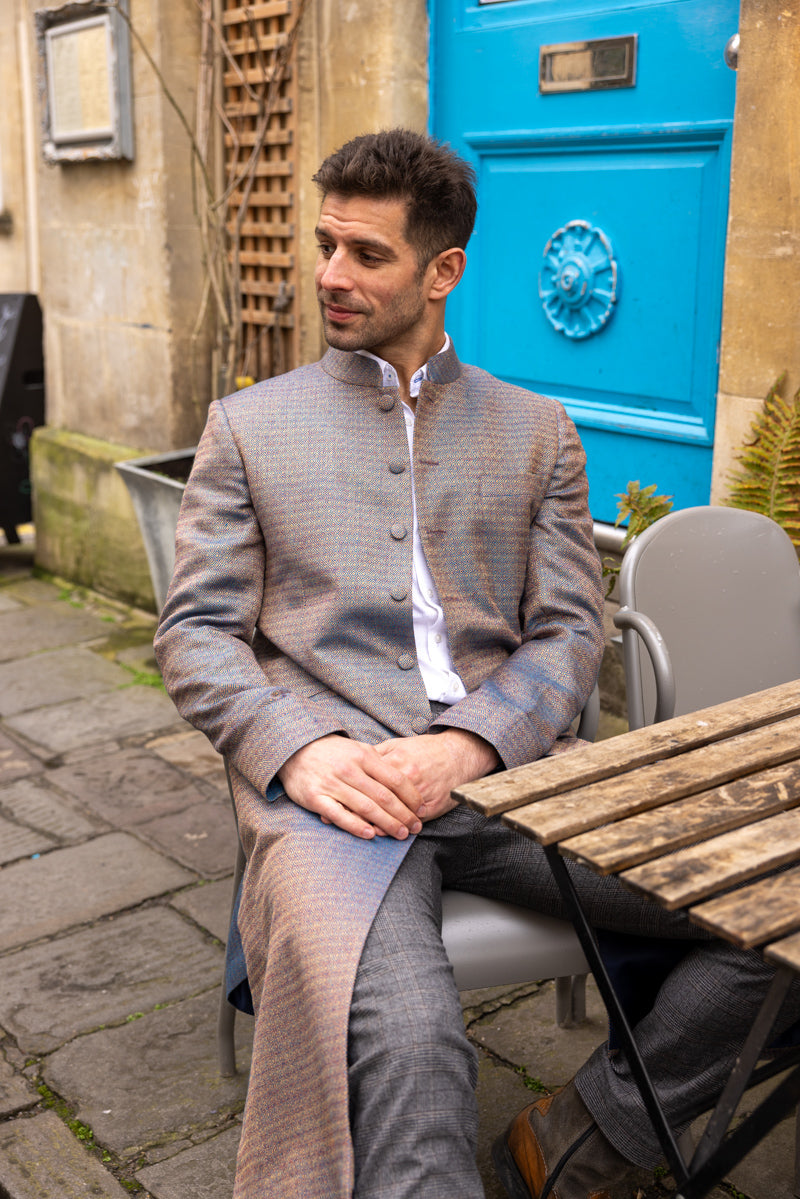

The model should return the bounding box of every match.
[712,0,800,500]
[294,0,430,366]
[0,0,35,292]
[13,0,211,606]
[31,0,209,451]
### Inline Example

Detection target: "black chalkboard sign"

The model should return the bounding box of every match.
[0,294,45,543]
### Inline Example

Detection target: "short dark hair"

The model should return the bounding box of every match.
[312,129,477,267]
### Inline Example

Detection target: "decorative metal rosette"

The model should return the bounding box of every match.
[538,220,618,339]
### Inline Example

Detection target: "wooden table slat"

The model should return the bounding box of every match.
[560,760,800,874]
[764,929,800,975]
[503,715,800,846]
[619,809,800,910]
[688,865,800,948]
[455,680,800,818]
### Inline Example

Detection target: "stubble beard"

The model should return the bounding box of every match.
[319,290,427,354]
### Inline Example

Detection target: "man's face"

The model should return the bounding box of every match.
[314,193,431,359]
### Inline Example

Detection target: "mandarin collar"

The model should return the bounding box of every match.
[320,342,462,389]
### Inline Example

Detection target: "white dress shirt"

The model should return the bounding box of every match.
[356,338,468,704]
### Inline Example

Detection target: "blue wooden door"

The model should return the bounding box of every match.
[430,0,739,521]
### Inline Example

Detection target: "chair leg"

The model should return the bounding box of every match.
[794,1101,800,1197]
[218,772,248,1077]
[555,972,588,1028]
[218,984,238,1077]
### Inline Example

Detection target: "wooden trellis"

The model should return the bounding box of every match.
[221,0,301,382]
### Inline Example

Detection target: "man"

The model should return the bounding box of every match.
[154,130,800,1199]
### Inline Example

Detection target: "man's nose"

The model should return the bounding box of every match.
[318,250,352,293]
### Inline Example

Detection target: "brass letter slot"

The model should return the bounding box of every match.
[539,35,637,94]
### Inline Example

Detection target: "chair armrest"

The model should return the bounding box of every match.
[576,684,600,742]
[613,606,676,725]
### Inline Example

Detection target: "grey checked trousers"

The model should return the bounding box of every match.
[347,805,800,1198]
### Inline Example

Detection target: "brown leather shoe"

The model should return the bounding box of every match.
[492,1083,635,1199]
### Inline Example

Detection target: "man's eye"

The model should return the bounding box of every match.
[360,253,381,266]
[317,243,334,257]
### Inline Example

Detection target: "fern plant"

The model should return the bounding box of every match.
[601,481,674,596]
[726,374,800,550]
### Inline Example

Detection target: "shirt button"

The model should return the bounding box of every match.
[397,653,416,670]
[427,589,434,599]
[378,396,395,412]
[411,717,429,734]
[388,461,406,474]
[435,634,442,644]
[390,524,407,540]
[390,587,407,602]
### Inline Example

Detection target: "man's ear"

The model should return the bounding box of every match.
[427,247,467,300]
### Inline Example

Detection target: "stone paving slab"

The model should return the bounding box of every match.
[0,602,113,662]
[136,798,238,878]
[0,591,22,611]
[692,1075,797,1199]
[48,747,201,827]
[0,1110,130,1199]
[474,1054,539,1199]
[0,811,55,865]
[0,776,100,843]
[469,978,611,1089]
[0,1048,38,1118]
[43,991,252,1156]
[147,730,228,789]
[0,832,195,952]
[136,1124,241,1199]
[5,686,185,754]
[0,730,41,785]
[0,647,131,716]
[0,906,224,1055]
[170,878,235,944]
[1,578,63,604]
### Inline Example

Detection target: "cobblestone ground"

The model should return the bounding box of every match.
[0,534,794,1198]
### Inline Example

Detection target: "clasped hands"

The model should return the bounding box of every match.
[277,729,500,841]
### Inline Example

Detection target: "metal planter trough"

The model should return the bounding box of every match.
[115,449,195,611]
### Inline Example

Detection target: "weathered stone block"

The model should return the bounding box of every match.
[0,906,223,1054]
[30,428,157,610]
[0,1111,130,1199]
[43,991,252,1156]
[135,1124,241,1199]
[0,832,194,952]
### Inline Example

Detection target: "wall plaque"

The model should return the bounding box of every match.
[35,1,133,163]
[539,35,637,94]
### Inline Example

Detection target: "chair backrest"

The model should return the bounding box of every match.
[616,506,800,729]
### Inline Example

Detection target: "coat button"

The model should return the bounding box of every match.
[397,653,416,670]
[390,587,407,602]
[390,524,407,540]
[378,396,395,412]
[411,717,429,734]
[388,461,406,474]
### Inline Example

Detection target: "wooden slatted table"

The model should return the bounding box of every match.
[454,679,800,1199]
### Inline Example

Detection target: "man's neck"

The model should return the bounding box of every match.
[357,334,449,409]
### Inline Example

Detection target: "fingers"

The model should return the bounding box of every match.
[278,736,424,841]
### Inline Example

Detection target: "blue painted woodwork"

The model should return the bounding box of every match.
[539,220,618,339]
[429,0,739,521]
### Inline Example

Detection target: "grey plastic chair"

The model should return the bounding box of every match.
[613,504,800,1193]
[218,688,600,1076]
[614,505,800,729]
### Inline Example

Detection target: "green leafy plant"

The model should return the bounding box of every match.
[602,481,674,595]
[726,373,800,549]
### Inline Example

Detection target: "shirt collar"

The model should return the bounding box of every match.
[355,334,451,399]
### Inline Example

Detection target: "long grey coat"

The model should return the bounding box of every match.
[154,343,604,1197]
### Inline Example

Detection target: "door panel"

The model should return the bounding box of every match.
[431,0,738,520]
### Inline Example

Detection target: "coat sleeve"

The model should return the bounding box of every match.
[153,401,348,795]
[431,404,605,769]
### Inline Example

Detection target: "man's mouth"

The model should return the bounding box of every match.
[321,298,364,323]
